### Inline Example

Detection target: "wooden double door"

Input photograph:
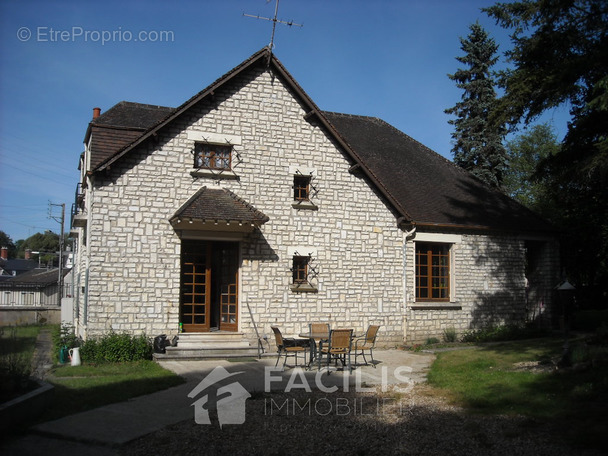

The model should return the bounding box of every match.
[180,240,239,332]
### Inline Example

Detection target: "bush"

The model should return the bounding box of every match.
[80,331,153,363]
[425,337,440,345]
[443,327,457,343]
[0,327,33,395]
[52,323,80,351]
[460,324,547,343]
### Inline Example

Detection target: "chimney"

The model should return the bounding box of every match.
[25,249,32,260]
[93,107,101,119]
[1,247,7,260]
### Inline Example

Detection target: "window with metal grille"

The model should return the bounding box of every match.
[293,175,311,202]
[194,143,232,170]
[292,256,309,284]
[416,243,450,301]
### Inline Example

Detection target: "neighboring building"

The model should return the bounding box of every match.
[0,247,38,278]
[0,267,69,307]
[69,47,559,345]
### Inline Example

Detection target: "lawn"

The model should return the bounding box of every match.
[427,336,608,449]
[39,360,185,422]
[0,325,42,403]
[1,325,185,425]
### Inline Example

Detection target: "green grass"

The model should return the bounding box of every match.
[0,325,41,358]
[39,360,185,422]
[0,325,42,402]
[427,337,608,449]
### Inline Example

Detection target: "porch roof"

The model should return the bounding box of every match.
[170,187,270,231]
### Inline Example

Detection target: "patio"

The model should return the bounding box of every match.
[157,349,435,393]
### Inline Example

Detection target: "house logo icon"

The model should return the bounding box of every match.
[188,366,251,428]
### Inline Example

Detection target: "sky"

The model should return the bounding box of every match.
[0,0,570,243]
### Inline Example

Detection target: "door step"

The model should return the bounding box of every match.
[153,332,261,360]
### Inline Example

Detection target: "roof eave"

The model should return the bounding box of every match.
[413,221,559,236]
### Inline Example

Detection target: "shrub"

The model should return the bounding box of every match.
[443,327,457,343]
[425,337,440,345]
[80,331,153,363]
[0,327,33,394]
[460,324,547,343]
[52,323,80,351]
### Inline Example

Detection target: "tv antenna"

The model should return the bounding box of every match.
[244,0,302,50]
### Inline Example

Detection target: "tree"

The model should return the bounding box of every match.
[503,123,561,215]
[445,21,507,189]
[484,0,608,179]
[0,231,17,258]
[485,0,608,299]
[18,231,61,265]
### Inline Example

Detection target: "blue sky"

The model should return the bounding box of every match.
[0,0,570,242]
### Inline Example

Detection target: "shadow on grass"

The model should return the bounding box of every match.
[35,362,186,424]
[430,336,608,451]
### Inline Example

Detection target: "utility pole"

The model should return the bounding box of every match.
[49,202,65,307]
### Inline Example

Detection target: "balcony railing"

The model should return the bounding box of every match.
[71,183,87,229]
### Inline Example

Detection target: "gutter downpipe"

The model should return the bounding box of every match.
[400,220,416,343]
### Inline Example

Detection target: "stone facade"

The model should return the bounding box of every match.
[405,233,559,343]
[71,55,559,347]
[75,66,406,344]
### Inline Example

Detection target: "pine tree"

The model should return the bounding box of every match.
[445,22,507,189]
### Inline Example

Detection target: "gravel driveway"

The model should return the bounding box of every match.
[121,384,603,456]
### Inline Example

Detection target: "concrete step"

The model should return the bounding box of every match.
[153,346,261,361]
[152,332,262,360]
[176,332,251,349]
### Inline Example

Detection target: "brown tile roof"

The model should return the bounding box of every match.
[171,187,269,226]
[89,126,144,170]
[84,48,554,234]
[322,111,555,233]
[91,101,175,129]
[87,101,174,170]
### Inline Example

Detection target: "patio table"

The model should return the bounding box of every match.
[298,331,329,368]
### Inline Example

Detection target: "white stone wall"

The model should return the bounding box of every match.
[75,64,559,346]
[405,232,558,343]
[82,66,406,344]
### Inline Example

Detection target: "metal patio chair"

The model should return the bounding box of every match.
[271,326,309,370]
[306,322,330,366]
[318,328,353,374]
[353,325,380,367]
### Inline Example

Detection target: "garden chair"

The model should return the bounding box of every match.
[271,326,309,370]
[318,328,353,374]
[353,325,380,367]
[307,322,330,366]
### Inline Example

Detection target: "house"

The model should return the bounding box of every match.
[0,247,38,278]
[69,47,559,347]
[0,267,70,325]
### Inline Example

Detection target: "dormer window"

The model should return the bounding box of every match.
[194,143,232,170]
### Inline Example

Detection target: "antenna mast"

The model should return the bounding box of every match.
[244,0,302,50]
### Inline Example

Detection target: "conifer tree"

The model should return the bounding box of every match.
[445,22,507,189]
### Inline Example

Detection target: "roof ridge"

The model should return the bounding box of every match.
[322,111,383,122]
[114,100,175,110]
